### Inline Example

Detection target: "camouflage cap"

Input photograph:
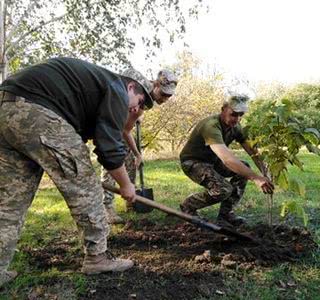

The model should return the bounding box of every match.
[122,68,154,109]
[225,94,249,112]
[157,70,178,95]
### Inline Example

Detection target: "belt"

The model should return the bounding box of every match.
[0,91,17,102]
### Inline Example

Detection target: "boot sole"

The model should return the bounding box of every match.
[81,262,134,275]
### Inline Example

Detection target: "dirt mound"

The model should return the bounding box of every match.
[22,220,318,300]
[116,220,317,266]
[81,221,317,299]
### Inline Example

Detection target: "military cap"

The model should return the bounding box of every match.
[157,70,178,95]
[122,68,154,109]
[225,94,249,112]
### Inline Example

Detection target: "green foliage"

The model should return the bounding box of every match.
[246,98,319,187]
[245,96,320,224]
[2,0,209,73]
[282,83,320,130]
[280,200,309,227]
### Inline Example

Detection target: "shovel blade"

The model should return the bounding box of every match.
[133,188,154,213]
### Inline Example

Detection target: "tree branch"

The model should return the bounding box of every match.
[5,0,104,55]
[5,13,66,55]
[6,0,38,44]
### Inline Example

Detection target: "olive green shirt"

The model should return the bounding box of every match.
[180,114,247,164]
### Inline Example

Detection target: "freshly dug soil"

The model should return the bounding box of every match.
[114,220,317,266]
[24,220,318,300]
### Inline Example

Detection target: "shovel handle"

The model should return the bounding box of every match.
[136,121,145,188]
[102,182,260,243]
[103,182,199,223]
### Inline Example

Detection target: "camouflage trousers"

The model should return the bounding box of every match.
[180,159,249,216]
[0,98,108,274]
[101,147,136,209]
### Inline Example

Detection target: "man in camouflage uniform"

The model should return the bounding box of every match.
[0,57,154,287]
[180,95,274,226]
[102,70,178,224]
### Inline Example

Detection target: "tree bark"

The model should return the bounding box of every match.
[0,0,7,82]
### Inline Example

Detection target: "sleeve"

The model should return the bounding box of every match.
[201,121,224,145]
[234,125,247,144]
[93,83,129,170]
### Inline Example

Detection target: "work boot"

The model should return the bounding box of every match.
[81,251,134,275]
[180,204,200,217]
[217,211,246,227]
[105,206,125,224]
[0,270,17,288]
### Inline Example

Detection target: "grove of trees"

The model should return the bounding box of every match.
[0,0,209,80]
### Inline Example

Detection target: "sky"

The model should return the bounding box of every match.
[131,0,320,85]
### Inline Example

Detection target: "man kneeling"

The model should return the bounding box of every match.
[179,94,274,226]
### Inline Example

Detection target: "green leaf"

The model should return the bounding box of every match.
[280,201,290,217]
[291,156,304,170]
[269,161,286,177]
[304,128,320,139]
[281,98,291,106]
[276,171,289,190]
[296,205,309,227]
[303,132,319,145]
[280,200,309,226]
[289,178,306,197]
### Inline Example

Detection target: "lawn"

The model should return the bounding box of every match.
[1,152,320,299]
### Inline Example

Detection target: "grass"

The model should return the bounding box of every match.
[1,152,320,299]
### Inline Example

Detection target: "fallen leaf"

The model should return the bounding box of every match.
[215,290,225,295]
[287,280,296,287]
[279,280,286,288]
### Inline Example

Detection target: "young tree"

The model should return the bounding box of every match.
[245,97,320,225]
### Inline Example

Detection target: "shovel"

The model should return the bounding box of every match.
[132,120,154,213]
[103,183,260,244]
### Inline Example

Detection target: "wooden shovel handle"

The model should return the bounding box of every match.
[102,182,202,224]
[103,183,225,232]
[102,182,259,243]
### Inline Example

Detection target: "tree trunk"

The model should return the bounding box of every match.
[171,140,176,153]
[0,0,7,82]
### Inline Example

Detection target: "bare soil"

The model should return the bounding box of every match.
[23,219,317,300]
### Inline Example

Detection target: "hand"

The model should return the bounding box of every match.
[134,154,143,169]
[119,182,136,203]
[253,176,274,194]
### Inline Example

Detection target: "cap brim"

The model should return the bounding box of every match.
[143,92,154,110]
[132,79,153,110]
[233,104,248,112]
[160,84,176,96]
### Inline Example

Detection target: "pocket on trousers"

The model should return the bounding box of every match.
[40,135,82,178]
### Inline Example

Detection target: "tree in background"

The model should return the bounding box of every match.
[0,0,209,81]
[252,81,288,101]
[143,51,225,153]
[282,83,320,130]
[248,82,320,132]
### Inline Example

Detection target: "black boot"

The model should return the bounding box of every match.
[217,211,246,227]
[180,204,199,217]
